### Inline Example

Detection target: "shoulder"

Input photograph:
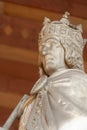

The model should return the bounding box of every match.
[70,69,87,82]
[70,69,87,97]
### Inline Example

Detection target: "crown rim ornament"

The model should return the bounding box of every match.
[39,12,87,52]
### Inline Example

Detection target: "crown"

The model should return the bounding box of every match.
[39,12,87,51]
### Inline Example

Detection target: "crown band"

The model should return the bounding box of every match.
[39,12,85,52]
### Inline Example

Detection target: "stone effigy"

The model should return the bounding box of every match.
[0,12,87,130]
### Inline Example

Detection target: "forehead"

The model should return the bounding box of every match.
[40,38,60,45]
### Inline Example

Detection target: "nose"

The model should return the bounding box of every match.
[42,45,50,55]
[42,46,47,55]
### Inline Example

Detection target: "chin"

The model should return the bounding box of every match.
[45,66,56,76]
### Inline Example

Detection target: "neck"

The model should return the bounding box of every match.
[47,65,68,77]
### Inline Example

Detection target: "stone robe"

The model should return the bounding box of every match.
[19,69,87,130]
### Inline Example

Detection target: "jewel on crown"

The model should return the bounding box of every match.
[39,12,87,51]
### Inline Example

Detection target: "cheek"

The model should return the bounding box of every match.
[56,47,64,56]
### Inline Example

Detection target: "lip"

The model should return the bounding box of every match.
[45,55,53,60]
[45,55,54,64]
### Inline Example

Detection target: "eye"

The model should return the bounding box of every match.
[54,42,61,48]
[50,42,61,49]
[56,44,61,48]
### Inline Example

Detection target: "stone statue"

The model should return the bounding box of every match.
[0,12,87,130]
[19,12,87,130]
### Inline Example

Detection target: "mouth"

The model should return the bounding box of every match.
[45,55,54,63]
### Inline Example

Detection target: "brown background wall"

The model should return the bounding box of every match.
[0,1,87,129]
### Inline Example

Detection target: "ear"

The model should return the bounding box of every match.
[43,17,51,25]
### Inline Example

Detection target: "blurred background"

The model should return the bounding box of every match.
[0,0,87,129]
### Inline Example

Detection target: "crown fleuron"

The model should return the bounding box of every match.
[39,12,86,51]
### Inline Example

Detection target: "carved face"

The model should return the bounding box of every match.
[39,39,65,76]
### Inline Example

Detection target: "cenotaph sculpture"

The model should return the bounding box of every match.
[0,12,87,130]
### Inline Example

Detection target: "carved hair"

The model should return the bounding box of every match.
[61,38,84,70]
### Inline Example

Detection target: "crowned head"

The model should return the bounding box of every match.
[38,12,87,76]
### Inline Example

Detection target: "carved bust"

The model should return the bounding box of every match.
[19,12,87,130]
